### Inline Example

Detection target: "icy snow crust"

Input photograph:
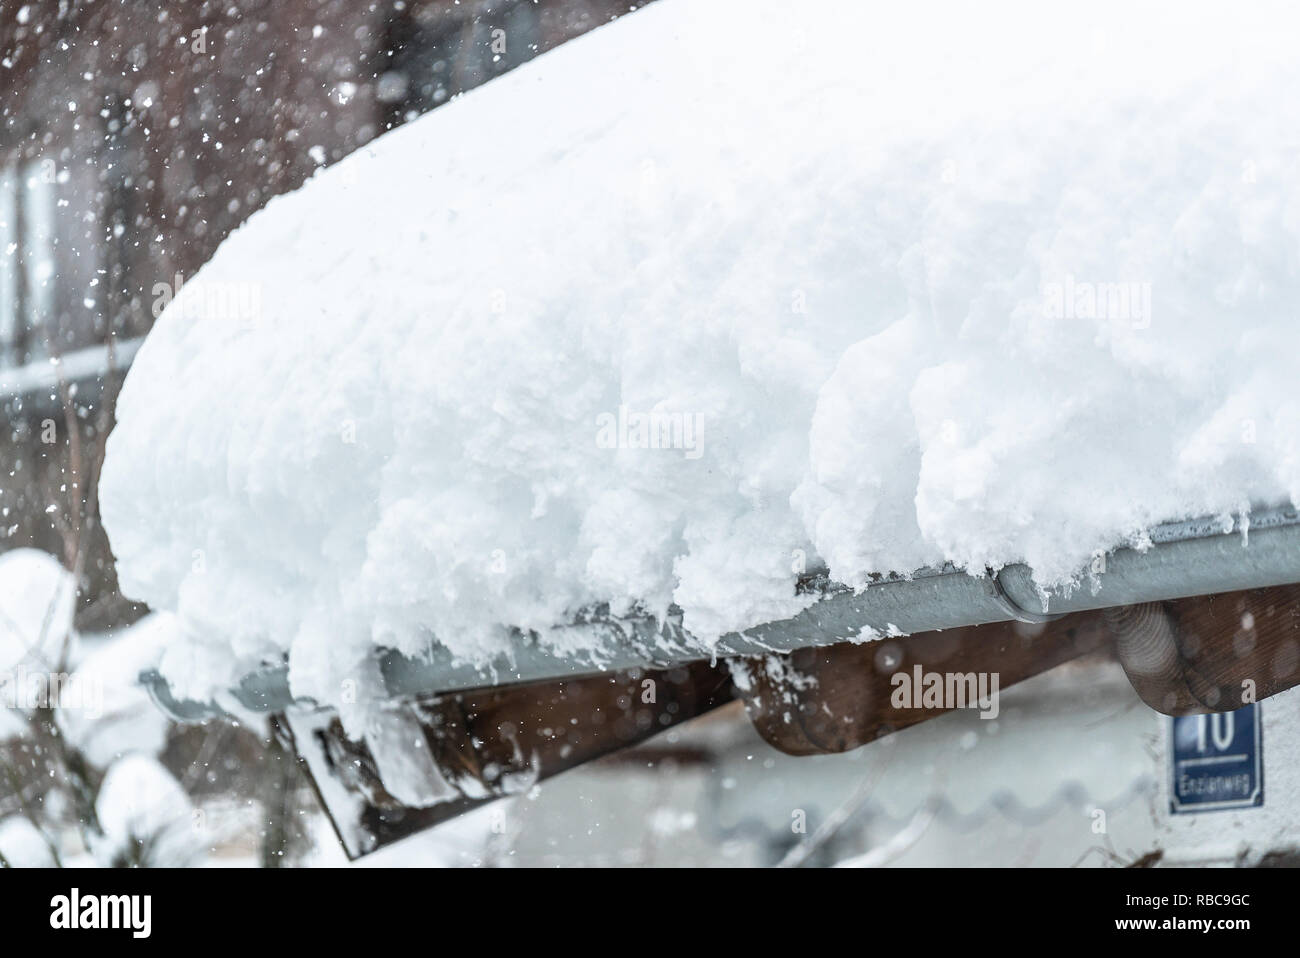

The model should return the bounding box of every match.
[102,0,1300,716]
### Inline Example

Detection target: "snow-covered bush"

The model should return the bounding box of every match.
[0,816,59,868]
[0,548,77,675]
[90,755,205,868]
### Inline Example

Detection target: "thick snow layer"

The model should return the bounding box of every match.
[102,0,1300,716]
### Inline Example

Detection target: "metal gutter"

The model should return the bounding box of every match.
[141,503,1300,722]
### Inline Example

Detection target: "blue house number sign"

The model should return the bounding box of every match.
[1170,703,1263,814]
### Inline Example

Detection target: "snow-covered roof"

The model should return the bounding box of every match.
[101,0,1300,722]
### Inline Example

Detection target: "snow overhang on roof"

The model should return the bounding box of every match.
[141,504,1300,722]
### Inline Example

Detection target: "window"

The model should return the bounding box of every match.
[0,112,126,372]
[0,159,57,367]
[0,168,16,364]
[22,161,57,349]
